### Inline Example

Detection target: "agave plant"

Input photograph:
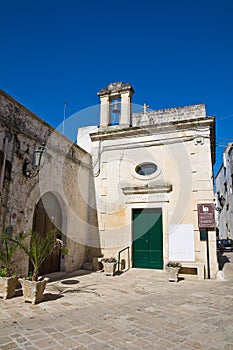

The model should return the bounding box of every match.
[10,230,68,281]
[0,233,19,277]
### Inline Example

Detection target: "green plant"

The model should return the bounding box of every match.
[0,267,16,278]
[0,233,19,277]
[9,230,68,281]
[102,257,117,263]
[166,261,182,268]
[0,267,7,277]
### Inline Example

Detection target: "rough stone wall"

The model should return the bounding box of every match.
[0,90,99,276]
[132,104,206,126]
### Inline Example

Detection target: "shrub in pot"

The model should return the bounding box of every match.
[0,234,19,299]
[102,257,117,276]
[10,230,68,304]
[165,261,182,282]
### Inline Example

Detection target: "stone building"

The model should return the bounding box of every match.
[215,143,233,239]
[0,90,99,277]
[78,82,218,279]
[0,83,219,280]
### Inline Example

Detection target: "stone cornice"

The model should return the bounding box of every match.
[97,82,134,96]
[122,185,172,195]
[90,116,215,142]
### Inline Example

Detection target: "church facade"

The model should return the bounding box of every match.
[78,82,218,279]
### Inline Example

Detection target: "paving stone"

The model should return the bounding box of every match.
[0,343,19,350]
[33,336,58,349]
[0,337,12,345]
[0,255,233,349]
[184,339,205,349]
[74,334,95,346]
[224,345,233,350]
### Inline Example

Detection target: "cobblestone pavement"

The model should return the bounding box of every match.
[1,253,233,350]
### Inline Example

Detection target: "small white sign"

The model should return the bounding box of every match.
[168,224,195,261]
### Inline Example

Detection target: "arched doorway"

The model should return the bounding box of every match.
[32,192,63,275]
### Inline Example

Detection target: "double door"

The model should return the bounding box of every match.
[133,208,163,269]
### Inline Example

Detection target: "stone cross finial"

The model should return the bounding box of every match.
[143,103,150,114]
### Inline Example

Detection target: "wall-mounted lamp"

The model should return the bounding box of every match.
[23,143,45,178]
[34,144,45,168]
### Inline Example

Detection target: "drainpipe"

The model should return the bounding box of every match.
[206,229,210,279]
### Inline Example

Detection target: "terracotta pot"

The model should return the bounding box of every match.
[0,276,18,299]
[19,277,49,304]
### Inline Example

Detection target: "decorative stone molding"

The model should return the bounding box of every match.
[122,184,172,195]
[97,82,134,96]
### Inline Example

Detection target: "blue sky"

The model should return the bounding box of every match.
[1,0,233,176]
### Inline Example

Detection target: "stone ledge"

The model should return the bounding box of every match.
[179,262,205,280]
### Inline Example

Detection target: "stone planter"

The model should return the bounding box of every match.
[166,267,180,282]
[0,276,18,299]
[103,262,117,276]
[19,277,49,304]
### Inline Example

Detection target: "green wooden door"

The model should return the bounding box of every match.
[133,208,163,269]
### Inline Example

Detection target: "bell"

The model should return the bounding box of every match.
[112,101,120,114]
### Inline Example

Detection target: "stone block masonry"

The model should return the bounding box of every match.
[0,89,99,276]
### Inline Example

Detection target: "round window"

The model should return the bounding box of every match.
[135,163,157,176]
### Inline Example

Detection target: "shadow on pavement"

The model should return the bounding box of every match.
[217,251,230,270]
[43,293,64,302]
[45,269,93,283]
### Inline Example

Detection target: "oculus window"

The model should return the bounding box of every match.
[135,163,157,176]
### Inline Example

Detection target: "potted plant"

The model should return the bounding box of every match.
[0,233,19,299]
[102,257,117,276]
[165,261,182,282]
[9,230,68,304]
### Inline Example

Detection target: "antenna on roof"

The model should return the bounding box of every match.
[63,102,67,134]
